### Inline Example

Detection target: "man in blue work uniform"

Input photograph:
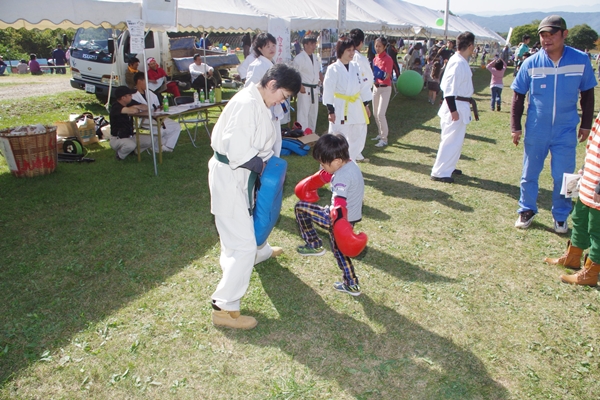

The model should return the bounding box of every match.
[511,15,597,233]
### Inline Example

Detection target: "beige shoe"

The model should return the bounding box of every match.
[212,310,257,329]
[271,246,283,257]
[544,240,583,269]
[560,255,600,286]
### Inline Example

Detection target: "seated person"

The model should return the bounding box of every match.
[0,56,7,75]
[109,86,153,160]
[189,53,221,97]
[410,58,423,75]
[29,54,42,75]
[146,57,183,98]
[125,56,140,89]
[131,72,181,152]
[17,59,28,74]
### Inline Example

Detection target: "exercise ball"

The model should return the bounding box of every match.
[436,18,444,26]
[396,70,424,97]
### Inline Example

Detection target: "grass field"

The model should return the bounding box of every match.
[1,68,600,399]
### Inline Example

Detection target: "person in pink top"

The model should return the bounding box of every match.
[28,54,42,75]
[371,37,394,147]
[486,57,506,111]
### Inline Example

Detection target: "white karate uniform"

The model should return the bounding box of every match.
[208,83,278,311]
[292,50,321,132]
[237,52,256,80]
[132,90,181,151]
[431,52,473,178]
[323,59,371,163]
[244,55,285,157]
[352,50,374,161]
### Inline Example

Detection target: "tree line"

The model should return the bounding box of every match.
[508,21,599,52]
[0,27,74,62]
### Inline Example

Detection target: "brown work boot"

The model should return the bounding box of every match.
[560,255,600,286]
[544,240,583,269]
[212,310,258,329]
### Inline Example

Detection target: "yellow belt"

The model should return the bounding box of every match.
[334,92,369,125]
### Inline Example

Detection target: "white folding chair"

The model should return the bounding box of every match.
[174,96,210,147]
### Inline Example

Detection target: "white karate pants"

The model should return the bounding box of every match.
[212,214,274,311]
[329,122,367,162]
[431,118,467,178]
[296,87,319,132]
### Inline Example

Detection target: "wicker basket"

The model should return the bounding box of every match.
[0,126,58,178]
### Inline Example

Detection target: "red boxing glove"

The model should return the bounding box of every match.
[295,169,332,202]
[330,206,368,257]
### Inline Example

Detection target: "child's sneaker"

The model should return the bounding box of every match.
[297,245,326,256]
[333,281,361,296]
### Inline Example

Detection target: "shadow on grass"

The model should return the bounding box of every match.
[225,262,508,399]
[0,138,217,385]
[356,247,457,284]
[362,172,474,212]
[275,214,455,285]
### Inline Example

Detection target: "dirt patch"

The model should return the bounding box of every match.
[0,74,77,101]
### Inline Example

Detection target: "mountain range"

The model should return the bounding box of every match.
[461,11,600,37]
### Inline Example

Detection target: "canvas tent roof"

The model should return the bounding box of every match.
[0,0,504,43]
[178,0,268,32]
[0,0,143,30]
[242,0,384,32]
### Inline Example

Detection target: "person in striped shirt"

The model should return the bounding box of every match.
[545,111,600,286]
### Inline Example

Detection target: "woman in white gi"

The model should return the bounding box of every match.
[245,33,287,157]
[209,64,301,330]
[131,72,181,152]
[322,38,372,163]
[292,35,323,132]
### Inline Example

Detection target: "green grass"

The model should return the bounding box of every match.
[1,68,600,399]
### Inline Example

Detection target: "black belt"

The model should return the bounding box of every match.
[214,151,259,216]
[456,96,479,121]
[374,84,389,87]
[302,83,318,104]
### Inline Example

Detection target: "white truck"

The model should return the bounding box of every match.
[69,27,239,101]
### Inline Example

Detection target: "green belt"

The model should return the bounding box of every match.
[303,83,318,104]
[214,151,258,216]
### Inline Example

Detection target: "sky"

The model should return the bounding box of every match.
[400,0,600,16]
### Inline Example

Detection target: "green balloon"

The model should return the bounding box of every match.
[396,70,424,97]
[436,18,444,26]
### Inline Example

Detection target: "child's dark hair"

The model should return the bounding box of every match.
[133,71,146,85]
[494,59,504,70]
[312,134,350,164]
[431,61,441,79]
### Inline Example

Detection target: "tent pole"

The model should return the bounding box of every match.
[142,45,158,177]
[444,0,449,40]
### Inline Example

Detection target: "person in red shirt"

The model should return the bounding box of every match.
[371,37,393,147]
[146,57,181,98]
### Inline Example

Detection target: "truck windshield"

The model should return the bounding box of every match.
[70,27,121,64]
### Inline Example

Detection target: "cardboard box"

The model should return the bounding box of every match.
[56,119,99,145]
[298,133,320,145]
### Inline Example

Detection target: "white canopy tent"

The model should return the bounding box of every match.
[0,0,143,30]
[177,0,268,32]
[242,0,384,32]
[0,0,505,42]
[356,0,505,43]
